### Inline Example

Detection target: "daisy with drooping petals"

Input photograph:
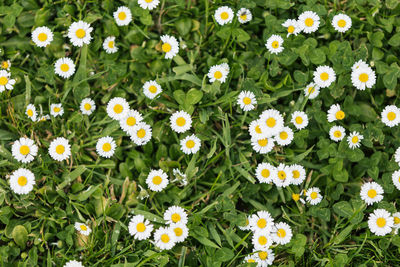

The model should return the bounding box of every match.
[368,209,394,236]
[96,136,116,158]
[272,222,292,245]
[106,97,129,120]
[103,36,118,54]
[351,66,376,90]
[381,105,400,127]
[54,57,75,79]
[329,125,346,142]
[237,8,252,24]
[255,163,277,184]
[327,104,345,123]
[170,222,189,243]
[143,80,162,99]
[239,215,254,231]
[80,98,96,115]
[252,230,273,251]
[160,35,179,59]
[146,169,169,192]
[12,137,38,163]
[164,206,188,225]
[128,215,154,240]
[265,35,284,55]
[120,109,143,135]
[347,131,363,149]
[360,182,384,206]
[253,248,275,266]
[298,11,320,33]
[26,104,37,122]
[131,122,152,146]
[50,103,64,117]
[395,147,400,166]
[214,6,234,25]
[313,66,336,88]
[0,70,15,92]
[291,111,309,130]
[67,21,93,47]
[275,126,294,146]
[249,119,267,140]
[138,0,160,10]
[289,164,306,185]
[251,136,275,154]
[153,227,176,250]
[305,187,323,205]
[332,14,352,33]
[207,64,229,84]
[392,170,400,190]
[180,134,201,154]
[304,83,320,99]
[31,26,53,47]
[249,210,274,233]
[282,19,301,37]
[48,137,71,161]
[38,115,50,122]
[352,60,369,71]
[64,260,84,267]
[170,111,192,133]
[273,163,292,188]
[237,91,257,111]
[113,6,132,26]
[259,109,284,137]
[74,222,91,236]
[9,168,35,195]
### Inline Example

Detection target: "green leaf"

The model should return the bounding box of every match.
[215,247,234,262]
[388,33,400,47]
[12,225,28,249]
[186,88,203,105]
[333,225,353,245]
[333,201,353,218]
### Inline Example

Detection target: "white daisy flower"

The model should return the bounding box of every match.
[252,230,273,251]
[368,209,394,236]
[239,215,254,231]
[305,187,323,205]
[313,65,336,88]
[360,182,384,206]
[31,26,53,47]
[0,70,15,92]
[249,119,267,140]
[119,109,143,135]
[138,0,160,10]
[275,126,294,146]
[253,248,275,266]
[237,8,252,24]
[289,164,306,185]
[113,6,132,26]
[48,137,71,161]
[130,122,152,146]
[259,109,284,137]
[251,136,275,154]
[392,170,400,190]
[153,227,176,250]
[11,137,38,163]
[347,131,363,149]
[64,260,84,267]
[74,222,91,236]
[331,14,352,33]
[164,206,188,225]
[327,104,345,122]
[172,168,188,186]
[143,80,162,99]
[207,64,229,84]
[26,104,37,122]
[38,114,50,122]
[392,212,400,230]
[282,19,301,37]
[170,222,189,243]
[1,60,11,70]
[249,210,274,233]
[290,111,309,130]
[160,35,179,59]
[180,134,201,154]
[214,6,234,25]
[255,162,277,184]
[304,83,320,99]
[272,222,292,245]
[329,125,346,142]
[273,163,292,188]
[170,111,192,133]
[80,98,96,115]
[103,36,118,54]
[243,255,258,264]
[128,215,153,240]
[106,97,129,120]
[9,168,35,195]
[298,11,320,33]
[395,147,400,166]
[352,59,369,71]
[265,34,284,55]
[381,105,400,127]
[237,91,256,111]
[50,103,64,117]
[351,66,376,91]
[54,57,75,79]
[67,21,93,47]
[96,136,116,158]
[146,169,169,192]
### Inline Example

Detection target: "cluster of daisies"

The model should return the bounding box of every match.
[214,6,253,25]
[0,58,16,92]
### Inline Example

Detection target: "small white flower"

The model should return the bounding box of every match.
[9,168,35,195]
[392,212,400,230]
[11,137,38,163]
[0,70,15,92]
[243,255,258,264]
[180,134,201,154]
[54,57,75,79]
[329,125,346,142]
[273,163,292,188]
[48,137,71,161]
[252,230,273,251]
[259,109,284,137]
[170,111,192,133]
[347,131,363,149]
[113,6,132,26]
[103,36,118,54]
[360,182,384,206]
[74,222,91,236]
[106,97,129,120]
[164,206,188,225]
[368,209,394,236]
[138,0,160,10]
[289,164,306,185]
[170,222,189,243]
[272,222,292,245]
[248,119,267,140]
[214,6,234,25]
[237,8,252,24]
[249,210,274,233]
[251,136,275,154]
[305,187,323,205]
[26,104,37,121]
[38,114,50,122]
[255,163,277,184]
[291,111,309,130]
[172,169,188,186]
[298,11,320,33]
[282,19,301,37]
[332,14,352,33]
[119,109,143,135]
[253,248,275,266]
[313,65,336,88]
[275,126,294,146]
[146,169,169,192]
[67,21,93,47]
[160,35,179,59]
[352,60,369,71]
[237,91,256,111]
[239,215,254,231]
[395,147,400,166]
[381,105,400,127]
[143,80,162,99]
[96,136,116,158]
[64,260,84,267]
[207,64,229,84]
[392,170,400,190]
[265,34,284,54]
[31,26,53,47]
[304,83,320,99]
[80,98,96,115]
[351,66,376,90]
[50,103,64,117]
[1,60,11,70]
[128,215,153,240]
[327,104,345,123]
[153,227,176,250]
[130,122,152,146]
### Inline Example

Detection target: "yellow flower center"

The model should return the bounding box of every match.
[305,18,314,27]
[137,129,146,138]
[220,12,229,20]
[292,193,300,201]
[126,117,136,126]
[266,117,276,128]
[288,25,295,33]
[2,61,9,69]
[75,29,86,39]
[38,32,48,42]
[387,111,396,121]
[261,169,270,178]
[337,19,346,28]
[359,73,369,83]
[258,251,268,260]
[162,43,172,53]
[60,63,69,72]
[257,138,268,147]
[174,227,183,236]
[308,86,315,94]
[334,130,342,138]
[394,217,400,225]
[102,143,111,152]
[0,76,8,85]
[56,145,65,154]
[145,0,153,2]
[17,176,27,186]
[279,131,288,140]
[271,41,279,48]
[54,107,61,113]
[161,234,170,243]
[247,259,256,263]
[310,192,318,199]
[84,103,91,110]
[257,218,266,229]
[335,110,345,120]
[136,222,146,232]
[376,217,386,228]
[171,213,181,223]
[258,236,268,245]
[352,136,359,144]
[108,41,114,48]
[152,175,162,185]
[277,228,286,238]
[176,117,186,127]
[19,145,30,155]
[27,109,34,117]
[186,140,195,148]
[292,170,300,179]
[148,85,157,94]
[367,189,377,198]
[295,116,303,124]
[320,72,329,81]
[255,125,262,134]
[80,225,87,231]
[242,97,251,105]
[118,11,127,20]
[214,71,223,79]
[240,14,247,21]
[113,104,123,114]
[278,170,286,180]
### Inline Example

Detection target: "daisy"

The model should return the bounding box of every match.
[164,206,188,225]
[54,57,75,79]
[38,115,50,122]
[368,209,394,236]
[160,35,179,59]
[251,136,275,154]
[272,222,292,245]
[392,212,400,230]
[138,0,160,10]
[243,255,258,264]
[249,210,274,233]
[11,137,38,163]
[74,222,91,236]
[395,147,400,165]
[50,103,64,117]
[0,70,15,91]
[31,26,53,47]
[265,35,284,54]
[351,66,376,90]
[289,164,306,185]
[170,111,192,133]
[180,134,201,154]
[381,105,400,127]
[252,230,273,251]
[291,111,309,130]
[273,163,292,187]
[329,125,346,142]
[214,6,234,25]
[103,36,118,54]
[143,80,162,99]
[327,104,345,122]
[64,260,84,267]
[237,8,252,24]
[259,109,284,137]
[347,131,363,149]
[331,14,352,33]
[239,215,254,231]
[237,91,256,111]
[352,60,369,71]
[128,215,154,240]
[96,136,116,158]
[172,168,188,186]
[146,169,169,192]
[48,137,71,161]
[170,222,189,243]
[67,21,93,47]
[298,11,320,33]
[113,6,132,26]
[304,83,320,99]
[106,97,129,120]
[360,182,384,206]
[120,109,143,135]
[253,248,275,266]
[207,64,229,84]
[9,168,35,195]
[392,170,400,190]
[248,119,267,140]
[1,60,11,70]
[130,122,152,146]
[26,104,37,121]
[255,162,277,184]
[275,126,294,146]
[80,98,96,115]
[153,227,176,250]
[282,19,301,37]
[313,66,336,88]
[305,187,323,205]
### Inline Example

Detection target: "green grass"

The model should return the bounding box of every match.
[1,0,400,266]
